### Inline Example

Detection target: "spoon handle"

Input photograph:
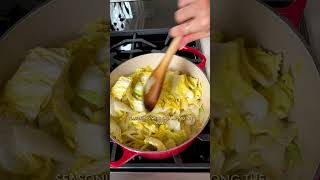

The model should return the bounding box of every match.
[159,36,183,70]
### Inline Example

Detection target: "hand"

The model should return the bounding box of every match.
[170,0,210,48]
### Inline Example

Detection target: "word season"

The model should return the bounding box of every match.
[56,174,108,180]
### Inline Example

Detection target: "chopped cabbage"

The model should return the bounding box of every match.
[110,119,122,142]
[167,119,181,131]
[171,74,190,98]
[37,109,63,138]
[77,65,106,108]
[251,136,286,178]
[0,20,109,178]
[213,39,268,121]
[144,137,167,151]
[65,20,108,88]
[51,94,78,150]
[246,113,282,135]
[225,114,251,153]
[284,142,303,180]
[75,120,106,159]
[275,122,298,146]
[258,72,295,119]
[186,76,198,89]
[111,76,132,100]
[211,35,300,179]
[164,139,177,149]
[13,125,75,163]
[89,110,106,125]
[110,67,204,151]
[0,123,33,175]
[211,140,225,174]
[110,96,131,117]
[4,48,71,120]
[245,48,282,87]
[32,159,55,180]
[133,82,144,98]
[285,142,302,170]
[131,99,146,112]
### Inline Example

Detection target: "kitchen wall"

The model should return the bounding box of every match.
[110,0,177,31]
[142,0,177,29]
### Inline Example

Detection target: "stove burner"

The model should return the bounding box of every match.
[110,38,157,50]
[110,29,204,72]
[110,28,209,172]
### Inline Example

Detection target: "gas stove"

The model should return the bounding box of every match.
[109,28,210,172]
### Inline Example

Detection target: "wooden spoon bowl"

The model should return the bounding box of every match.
[143,36,183,111]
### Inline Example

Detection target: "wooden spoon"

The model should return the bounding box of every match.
[143,36,183,111]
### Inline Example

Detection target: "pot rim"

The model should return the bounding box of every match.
[0,0,57,42]
[256,0,320,76]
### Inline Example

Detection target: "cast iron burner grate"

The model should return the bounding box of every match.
[109,28,210,172]
[110,29,204,72]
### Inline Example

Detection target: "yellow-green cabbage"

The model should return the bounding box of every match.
[0,20,109,178]
[212,35,300,179]
[4,48,71,120]
[110,66,204,151]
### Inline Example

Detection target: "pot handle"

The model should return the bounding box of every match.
[110,147,138,168]
[275,0,307,28]
[178,46,207,71]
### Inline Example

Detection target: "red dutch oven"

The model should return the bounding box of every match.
[110,47,210,168]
